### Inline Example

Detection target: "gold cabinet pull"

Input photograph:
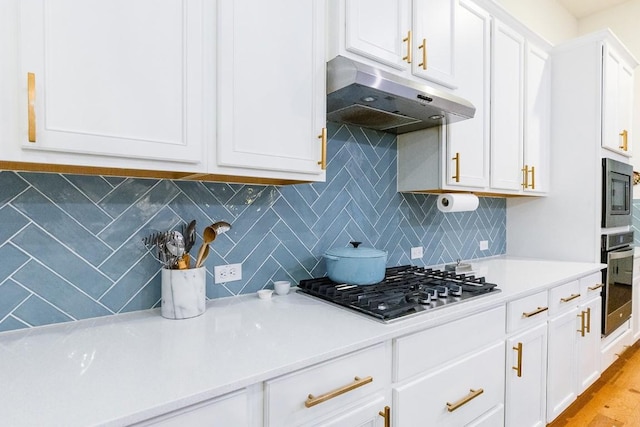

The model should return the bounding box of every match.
[619,129,628,151]
[522,306,548,318]
[418,38,427,70]
[529,166,535,189]
[446,388,484,412]
[452,152,460,182]
[521,165,529,189]
[317,127,327,170]
[588,284,604,291]
[403,31,412,63]
[615,345,631,358]
[378,405,391,427]
[560,293,580,303]
[305,376,373,408]
[577,310,586,337]
[512,342,523,377]
[586,307,591,334]
[27,72,36,143]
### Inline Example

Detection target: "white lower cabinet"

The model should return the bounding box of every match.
[133,389,250,427]
[264,343,391,427]
[392,306,506,427]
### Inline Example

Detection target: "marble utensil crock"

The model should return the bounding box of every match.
[161,267,206,319]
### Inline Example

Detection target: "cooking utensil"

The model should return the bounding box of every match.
[194,225,216,268]
[183,220,196,253]
[211,221,231,235]
[323,241,387,285]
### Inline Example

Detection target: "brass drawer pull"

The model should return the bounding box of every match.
[529,166,535,189]
[512,342,523,377]
[317,127,327,170]
[418,38,427,70]
[446,388,484,412]
[522,306,548,318]
[588,284,604,291]
[452,152,460,182]
[403,31,412,63]
[28,72,36,142]
[561,293,580,303]
[521,165,529,189]
[577,310,586,337]
[620,129,628,151]
[305,376,373,408]
[378,405,391,427]
[586,307,591,334]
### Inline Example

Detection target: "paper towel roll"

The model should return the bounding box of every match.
[437,193,479,213]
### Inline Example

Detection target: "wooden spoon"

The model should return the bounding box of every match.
[194,226,216,268]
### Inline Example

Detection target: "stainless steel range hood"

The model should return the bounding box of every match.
[326,56,475,134]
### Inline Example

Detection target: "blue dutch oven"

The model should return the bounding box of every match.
[324,241,388,285]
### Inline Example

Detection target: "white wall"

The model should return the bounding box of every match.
[494,0,578,44]
[577,0,640,196]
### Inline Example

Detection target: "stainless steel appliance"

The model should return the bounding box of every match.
[602,158,632,228]
[297,265,500,323]
[601,231,634,336]
[326,56,475,134]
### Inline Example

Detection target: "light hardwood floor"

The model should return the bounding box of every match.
[548,341,640,427]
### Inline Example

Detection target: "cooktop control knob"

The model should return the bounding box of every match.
[449,284,463,297]
[434,286,448,298]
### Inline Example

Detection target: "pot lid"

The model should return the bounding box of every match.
[324,241,387,258]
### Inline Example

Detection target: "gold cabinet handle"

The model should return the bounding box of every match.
[512,342,523,377]
[561,293,580,303]
[619,130,628,151]
[452,152,460,182]
[529,166,535,190]
[317,127,327,170]
[615,345,631,358]
[305,376,372,408]
[588,284,604,291]
[521,165,529,189]
[446,388,484,412]
[378,405,391,427]
[522,306,548,318]
[586,307,591,334]
[28,72,36,143]
[577,310,586,337]
[403,31,412,63]
[418,38,427,70]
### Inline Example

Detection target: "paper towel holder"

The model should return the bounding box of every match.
[437,193,479,213]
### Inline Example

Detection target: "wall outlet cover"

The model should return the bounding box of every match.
[214,263,243,284]
[411,246,424,259]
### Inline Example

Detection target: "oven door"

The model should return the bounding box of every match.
[603,247,634,336]
[602,158,632,227]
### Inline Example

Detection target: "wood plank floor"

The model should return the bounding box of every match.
[548,341,640,427]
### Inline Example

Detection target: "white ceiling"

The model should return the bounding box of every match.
[557,0,631,18]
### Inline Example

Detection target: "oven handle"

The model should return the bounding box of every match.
[608,247,634,261]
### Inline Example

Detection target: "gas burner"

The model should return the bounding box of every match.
[297,265,500,323]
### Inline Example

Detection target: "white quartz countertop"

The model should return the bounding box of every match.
[0,256,604,426]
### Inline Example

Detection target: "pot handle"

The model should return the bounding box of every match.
[324,254,339,261]
[350,241,361,248]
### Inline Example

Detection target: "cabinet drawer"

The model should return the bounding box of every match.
[548,280,580,314]
[265,343,390,427]
[507,291,548,332]
[579,272,604,300]
[394,305,505,382]
[394,341,505,427]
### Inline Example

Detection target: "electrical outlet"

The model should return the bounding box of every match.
[214,263,243,284]
[479,240,489,251]
[411,246,424,259]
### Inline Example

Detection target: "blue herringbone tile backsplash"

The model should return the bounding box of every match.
[0,124,506,332]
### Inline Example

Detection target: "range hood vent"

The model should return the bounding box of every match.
[327,56,475,134]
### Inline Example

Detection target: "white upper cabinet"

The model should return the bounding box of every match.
[523,42,550,194]
[490,19,525,192]
[16,0,208,171]
[411,0,456,88]
[215,0,326,181]
[329,0,457,88]
[602,42,635,156]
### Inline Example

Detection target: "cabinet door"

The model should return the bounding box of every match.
[445,0,490,189]
[547,307,579,422]
[490,19,524,191]
[412,0,456,88]
[19,0,206,166]
[523,42,550,194]
[602,43,634,156]
[344,0,411,70]
[578,296,602,394]
[309,394,387,427]
[505,323,547,427]
[217,0,326,178]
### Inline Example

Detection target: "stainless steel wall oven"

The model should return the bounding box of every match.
[601,231,634,337]
[602,158,632,228]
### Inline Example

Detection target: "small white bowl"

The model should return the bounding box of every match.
[273,280,291,295]
[257,289,273,300]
